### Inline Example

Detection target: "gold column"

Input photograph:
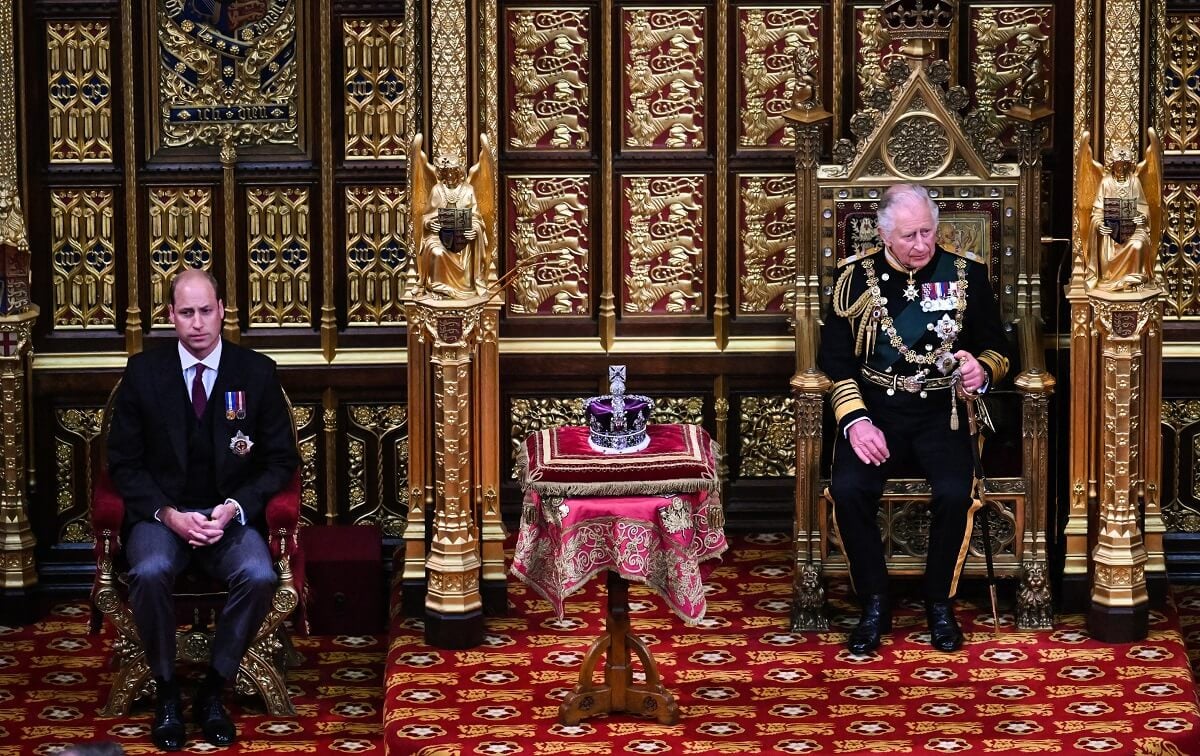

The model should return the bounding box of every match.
[119,0,141,353]
[1088,293,1154,641]
[415,296,486,648]
[475,301,506,611]
[784,67,832,632]
[0,307,38,597]
[598,0,616,350]
[401,302,432,617]
[318,0,337,361]
[712,0,729,350]
[220,136,240,342]
[1008,102,1056,629]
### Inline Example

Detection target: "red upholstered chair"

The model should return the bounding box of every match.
[91,382,305,718]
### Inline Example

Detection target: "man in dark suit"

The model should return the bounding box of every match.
[819,184,1010,655]
[106,269,299,750]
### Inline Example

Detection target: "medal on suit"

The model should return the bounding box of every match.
[230,431,254,456]
[225,390,246,420]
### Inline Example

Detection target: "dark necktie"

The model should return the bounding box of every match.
[191,364,207,419]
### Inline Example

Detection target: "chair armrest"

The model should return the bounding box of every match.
[265,470,301,542]
[92,469,125,562]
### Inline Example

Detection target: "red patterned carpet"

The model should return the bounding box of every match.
[384,534,1200,755]
[4,533,1200,754]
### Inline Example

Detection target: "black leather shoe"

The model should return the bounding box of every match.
[847,594,892,655]
[927,600,964,652]
[151,691,186,751]
[193,693,236,746]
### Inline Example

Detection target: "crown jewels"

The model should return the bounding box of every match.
[585,366,653,454]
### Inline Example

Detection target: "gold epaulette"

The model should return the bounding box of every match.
[837,246,882,268]
[830,379,866,425]
[940,244,987,265]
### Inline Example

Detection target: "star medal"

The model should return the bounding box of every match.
[229,431,254,457]
[934,313,960,341]
[903,281,919,302]
[225,390,246,420]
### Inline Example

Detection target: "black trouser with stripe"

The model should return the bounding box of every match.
[829,387,976,602]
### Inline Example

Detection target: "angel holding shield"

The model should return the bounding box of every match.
[409,133,496,298]
[1075,130,1162,293]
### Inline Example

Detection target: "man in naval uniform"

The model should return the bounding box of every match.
[107,269,299,750]
[818,184,1010,655]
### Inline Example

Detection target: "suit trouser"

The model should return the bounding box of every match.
[126,520,277,680]
[828,398,976,602]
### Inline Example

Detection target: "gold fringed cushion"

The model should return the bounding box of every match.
[517,423,720,498]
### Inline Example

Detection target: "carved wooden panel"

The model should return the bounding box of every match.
[736,6,820,150]
[620,7,706,150]
[345,186,409,325]
[46,21,113,164]
[1165,13,1200,153]
[291,404,321,526]
[506,175,591,316]
[620,174,706,315]
[345,404,409,534]
[1162,401,1200,533]
[148,187,214,327]
[246,187,311,326]
[50,189,116,329]
[343,18,410,161]
[738,395,795,477]
[55,406,105,544]
[966,4,1054,148]
[505,7,590,151]
[737,173,796,314]
[1162,181,1200,319]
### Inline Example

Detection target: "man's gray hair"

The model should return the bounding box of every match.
[876,184,940,237]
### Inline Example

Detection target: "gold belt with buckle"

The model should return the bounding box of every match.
[861,366,954,394]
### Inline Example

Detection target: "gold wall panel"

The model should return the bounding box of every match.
[46,21,113,164]
[154,0,301,151]
[505,8,590,151]
[50,189,116,329]
[506,175,590,315]
[1165,13,1200,153]
[343,18,409,161]
[345,186,408,325]
[147,187,214,326]
[345,404,409,533]
[736,7,820,149]
[246,187,311,326]
[967,5,1054,145]
[1162,400,1200,533]
[737,173,796,314]
[509,397,585,458]
[621,7,706,150]
[55,407,104,544]
[290,404,321,526]
[852,5,904,116]
[648,396,704,426]
[620,174,706,314]
[738,395,794,477]
[1161,182,1200,319]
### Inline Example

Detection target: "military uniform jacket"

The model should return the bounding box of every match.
[817,246,1011,432]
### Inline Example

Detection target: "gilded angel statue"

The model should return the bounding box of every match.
[1075,130,1162,293]
[409,133,496,299]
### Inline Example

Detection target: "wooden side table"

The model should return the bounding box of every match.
[512,424,727,726]
[559,571,680,725]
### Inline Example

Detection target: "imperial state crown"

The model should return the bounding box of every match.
[584,366,653,453]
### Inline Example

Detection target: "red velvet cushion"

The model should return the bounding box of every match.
[517,423,720,497]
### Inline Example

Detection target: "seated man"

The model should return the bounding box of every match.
[106,269,299,750]
[818,184,1010,655]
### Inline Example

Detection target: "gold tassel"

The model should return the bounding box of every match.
[949,390,959,431]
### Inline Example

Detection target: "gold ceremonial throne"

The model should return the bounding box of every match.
[787,3,1055,631]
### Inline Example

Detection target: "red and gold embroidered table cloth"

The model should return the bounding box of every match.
[511,424,727,623]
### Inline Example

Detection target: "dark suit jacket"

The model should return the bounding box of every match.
[106,339,299,531]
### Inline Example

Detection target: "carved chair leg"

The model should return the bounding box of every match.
[239,641,296,717]
[98,654,151,718]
